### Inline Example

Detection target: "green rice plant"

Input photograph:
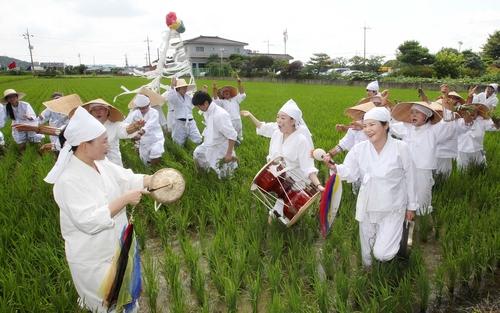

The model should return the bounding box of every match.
[163,248,187,313]
[142,251,159,313]
[246,271,262,313]
[268,292,284,313]
[313,277,331,313]
[267,260,282,296]
[334,270,350,309]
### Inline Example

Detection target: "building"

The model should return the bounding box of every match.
[183,36,248,71]
[246,52,293,61]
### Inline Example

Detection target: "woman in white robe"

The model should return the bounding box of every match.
[44,106,151,312]
[323,107,417,267]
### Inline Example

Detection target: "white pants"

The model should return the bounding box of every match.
[193,144,237,179]
[359,211,405,267]
[457,151,485,170]
[166,110,174,133]
[139,139,164,164]
[435,157,453,177]
[172,120,202,145]
[415,169,434,215]
[12,129,43,144]
[231,118,243,141]
[0,131,4,146]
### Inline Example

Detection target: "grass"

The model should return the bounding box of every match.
[0,76,498,312]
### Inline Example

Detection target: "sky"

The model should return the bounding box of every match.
[0,0,498,67]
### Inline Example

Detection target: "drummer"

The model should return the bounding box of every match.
[323,107,417,267]
[241,100,323,190]
[44,106,151,312]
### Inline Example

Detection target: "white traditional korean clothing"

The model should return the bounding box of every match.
[128,108,165,164]
[166,89,202,145]
[0,104,6,146]
[337,127,368,151]
[39,108,68,146]
[214,93,246,141]
[104,120,135,167]
[151,105,168,131]
[8,101,43,144]
[457,117,495,169]
[336,137,417,266]
[473,92,498,110]
[193,102,237,178]
[53,156,143,312]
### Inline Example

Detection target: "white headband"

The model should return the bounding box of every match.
[279,99,303,127]
[364,107,391,122]
[411,104,433,118]
[366,80,379,92]
[134,94,150,108]
[44,107,106,184]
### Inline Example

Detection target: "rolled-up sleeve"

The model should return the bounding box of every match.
[256,122,278,138]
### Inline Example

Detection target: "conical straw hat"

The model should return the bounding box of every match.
[43,94,83,116]
[83,98,124,122]
[391,101,442,124]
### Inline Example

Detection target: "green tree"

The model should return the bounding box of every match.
[365,56,385,72]
[481,30,500,66]
[228,54,248,72]
[461,50,485,77]
[348,56,366,71]
[396,40,435,65]
[433,48,464,78]
[280,60,303,78]
[306,53,333,74]
[331,57,348,68]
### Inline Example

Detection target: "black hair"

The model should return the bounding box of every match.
[380,121,390,133]
[192,91,212,106]
[5,103,15,120]
[58,127,78,152]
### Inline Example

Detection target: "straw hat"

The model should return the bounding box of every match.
[217,86,238,99]
[149,168,185,204]
[446,91,465,104]
[391,101,442,124]
[127,87,165,109]
[43,94,83,116]
[83,98,124,122]
[357,95,394,108]
[457,103,490,120]
[2,89,26,104]
[174,78,196,93]
[345,101,375,121]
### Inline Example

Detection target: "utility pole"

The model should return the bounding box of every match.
[363,24,371,68]
[157,48,160,62]
[22,28,35,75]
[145,36,152,66]
[125,54,129,68]
[283,29,288,55]
[458,41,463,52]
[78,53,81,65]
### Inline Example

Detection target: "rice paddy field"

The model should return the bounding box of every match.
[0,76,499,313]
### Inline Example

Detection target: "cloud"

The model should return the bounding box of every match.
[72,0,146,18]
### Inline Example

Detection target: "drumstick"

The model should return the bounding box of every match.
[312,148,335,165]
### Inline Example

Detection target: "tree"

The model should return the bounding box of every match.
[228,54,248,72]
[365,56,385,72]
[76,64,87,75]
[306,53,333,74]
[280,60,303,78]
[433,48,464,78]
[252,56,274,71]
[396,40,435,65]
[331,57,348,68]
[348,56,366,71]
[461,50,485,77]
[481,30,500,66]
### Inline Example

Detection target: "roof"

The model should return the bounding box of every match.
[183,36,248,46]
[247,52,294,60]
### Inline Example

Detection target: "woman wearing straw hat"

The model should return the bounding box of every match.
[192,91,238,179]
[212,77,246,142]
[456,102,496,169]
[2,88,43,151]
[44,106,151,313]
[127,94,165,165]
[390,101,457,215]
[165,77,202,146]
[38,92,69,152]
[323,107,417,268]
[83,98,144,167]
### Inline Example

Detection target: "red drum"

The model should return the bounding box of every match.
[251,157,320,227]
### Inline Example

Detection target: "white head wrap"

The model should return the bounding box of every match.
[488,83,498,93]
[134,94,150,108]
[44,107,106,184]
[411,104,433,118]
[366,81,379,92]
[364,107,391,122]
[278,99,313,146]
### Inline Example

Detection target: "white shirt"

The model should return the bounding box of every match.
[53,156,143,312]
[257,122,314,148]
[201,102,237,147]
[457,117,495,153]
[8,101,38,126]
[338,127,368,151]
[473,92,498,110]
[214,93,246,120]
[258,123,317,182]
[104,120,133,167]
[39,108,68,128]
[0,104,6,128]
[166,89,194,120]
[336,137,417,223]
[128,108,164,144]
[390,121,455,170]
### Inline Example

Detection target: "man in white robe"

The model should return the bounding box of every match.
[192,91,237,179]
[472,84,498,111]
[166,78,202,146]
[213,78,246,141]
